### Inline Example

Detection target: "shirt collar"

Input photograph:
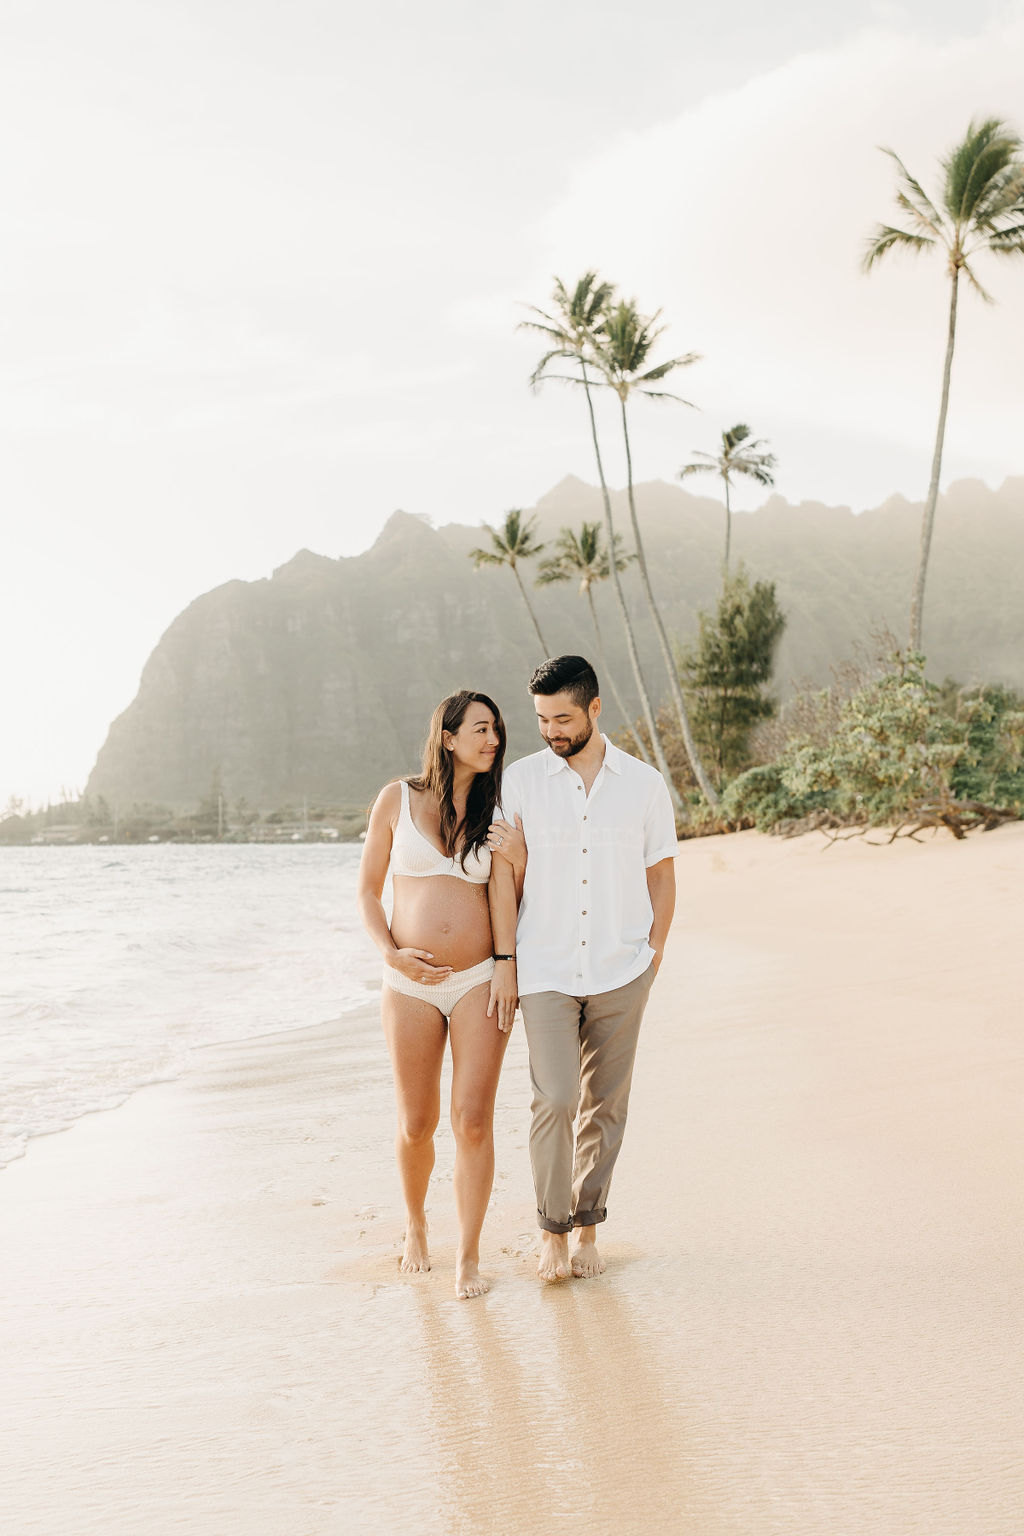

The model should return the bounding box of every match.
[543,733,622,775]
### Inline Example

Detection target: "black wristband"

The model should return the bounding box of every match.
[493,953,516,962]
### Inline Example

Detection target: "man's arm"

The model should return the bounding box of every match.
[645,857,676,973]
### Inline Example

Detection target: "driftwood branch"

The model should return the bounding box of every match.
[848,799,1016,847]
[765,800,1018,847]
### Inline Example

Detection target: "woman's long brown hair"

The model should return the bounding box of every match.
[408,691,506,868]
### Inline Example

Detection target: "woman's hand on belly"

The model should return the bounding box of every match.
[389,948,454,985]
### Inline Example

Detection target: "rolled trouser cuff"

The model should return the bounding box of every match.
[537,1210,574,1234]
[572,1207,607,1228]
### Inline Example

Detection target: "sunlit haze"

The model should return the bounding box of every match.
[3,0,1023,805]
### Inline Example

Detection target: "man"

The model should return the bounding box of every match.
[489,655,677,1281]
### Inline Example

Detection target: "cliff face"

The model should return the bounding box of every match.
[85,478,1024,810]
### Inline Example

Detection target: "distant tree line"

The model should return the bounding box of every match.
[0,782,371,846]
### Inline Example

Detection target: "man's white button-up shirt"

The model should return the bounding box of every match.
[500,735,678,998]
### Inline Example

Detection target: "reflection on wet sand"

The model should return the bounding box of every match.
[410,1273,735,1535]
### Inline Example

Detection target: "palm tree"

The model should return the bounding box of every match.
[535,521,650,761]
[520,274,683,808]
[679,424,776,573]
[469,509,549,653]
[588,299,719,807]
[864,117,1024,652]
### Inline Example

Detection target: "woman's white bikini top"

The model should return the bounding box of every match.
[390,780,491,885]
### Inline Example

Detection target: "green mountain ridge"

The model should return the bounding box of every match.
[85,476,1024,811]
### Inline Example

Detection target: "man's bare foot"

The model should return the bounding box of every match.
[400,1221,430,1273]
[537,1231,571,1282]
[571,1233,606,1279]
[455,1255,489,1300]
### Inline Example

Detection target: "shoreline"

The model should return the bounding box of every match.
[0,999,379,1173]
[4,824,1024,1534]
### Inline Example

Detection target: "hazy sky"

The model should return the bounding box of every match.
[3,0,1024,805]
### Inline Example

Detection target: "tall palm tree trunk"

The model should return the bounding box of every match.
[580,364,683,809]
[585,587,652,765]
[722,475,732,575]
[619,397,720,808]
[512,564,549,654]
[910,269,959,653]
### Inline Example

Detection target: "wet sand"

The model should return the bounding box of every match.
[3,823,1024,1535]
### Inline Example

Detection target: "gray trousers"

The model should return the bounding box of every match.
[519,965,656,1234]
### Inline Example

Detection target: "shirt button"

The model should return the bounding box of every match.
[582,940,587,946]
[582,910,587,915]
[582,879,587,885]
[582,848,587,854]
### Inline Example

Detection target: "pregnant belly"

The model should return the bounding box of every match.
[390,876,493,970]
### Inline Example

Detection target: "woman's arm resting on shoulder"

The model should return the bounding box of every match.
[356,784,453,982]
[645,857,676,974]
[487,855,519,1032]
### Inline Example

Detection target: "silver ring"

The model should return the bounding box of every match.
[497,836,504,846]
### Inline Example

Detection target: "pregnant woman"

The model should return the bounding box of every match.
[358,690,522,1299]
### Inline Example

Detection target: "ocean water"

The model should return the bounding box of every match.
[0,844,379,1168]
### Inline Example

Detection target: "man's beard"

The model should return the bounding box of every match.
[548,718,594,758]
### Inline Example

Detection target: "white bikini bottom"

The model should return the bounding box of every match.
[383,956,495,1017]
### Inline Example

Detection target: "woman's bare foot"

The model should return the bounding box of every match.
[537,1232,571,1282]
[455,1254,489,1300]
[400,1221,430,1273]
[571,1232,606,1279]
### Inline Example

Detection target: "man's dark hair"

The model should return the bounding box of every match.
[528,655,600,709]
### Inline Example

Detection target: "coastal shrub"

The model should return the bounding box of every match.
[723,652,1022,832]
[719,761,825,829]
[804,654,965,822]
[946,684,1024,809]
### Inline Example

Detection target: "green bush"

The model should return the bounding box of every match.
[720,763,824,829]
[948,685,1024,809]
[722,653,1022,833]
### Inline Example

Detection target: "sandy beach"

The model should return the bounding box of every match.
[3,823,1024,1535]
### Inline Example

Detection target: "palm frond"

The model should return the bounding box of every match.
[532,371,593,390]
[469,546,505,568]
[518,314,566,342]
[960,259,995,303]
[528,347,587,389]
[862,223,935,271]
[678,456,717,479]
[635,387,697,406]
[535,558,571,586]
[635,352,701,384]
[893,188,945,239]
[983,221,1024,254]
[879,147,945,227]
[732,458,776,486]
[943,117,1022,223]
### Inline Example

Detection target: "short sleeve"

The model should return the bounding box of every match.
[643,775,678,866]
[499,766,523,823]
